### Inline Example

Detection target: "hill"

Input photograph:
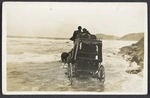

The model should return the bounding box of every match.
[95,33,119,40]
[119,33,144,41]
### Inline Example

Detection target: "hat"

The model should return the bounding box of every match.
[78,26,82,29]
[83,28,87,31]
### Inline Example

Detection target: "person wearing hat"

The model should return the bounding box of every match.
[82,28,91,39]
[70,26,82,42]
[82,28,90,34]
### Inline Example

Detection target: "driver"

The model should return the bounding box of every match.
[70,26,82,42]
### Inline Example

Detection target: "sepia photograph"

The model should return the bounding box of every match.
[2,2,148,95]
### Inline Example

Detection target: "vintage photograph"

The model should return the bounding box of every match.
[2,2,147,95]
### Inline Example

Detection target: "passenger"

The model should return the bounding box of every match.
[82,28,91,39]
[70,26,82,42]
[82,28,90,34]
[91,34,97,39]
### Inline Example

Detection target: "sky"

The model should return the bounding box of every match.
[3,2,147,38]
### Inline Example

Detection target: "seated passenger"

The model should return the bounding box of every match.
[90,34,97,39]
[83,28,90,34]
[81,28,91,39]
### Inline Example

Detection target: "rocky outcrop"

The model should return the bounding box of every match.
[119,37,144,74]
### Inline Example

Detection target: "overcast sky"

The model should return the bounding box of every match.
[4,2,147,38]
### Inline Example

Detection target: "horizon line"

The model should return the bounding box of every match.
[7,32,144,39]
[7,35,70,40]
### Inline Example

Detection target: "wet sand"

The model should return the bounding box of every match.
[7,61,104,91]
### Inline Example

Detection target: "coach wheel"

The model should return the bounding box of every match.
[68,63,73,85]
[97,65,105,85]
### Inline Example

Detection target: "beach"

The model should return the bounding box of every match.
[6,37,143,93]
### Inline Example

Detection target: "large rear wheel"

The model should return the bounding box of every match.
[68,63,73,85]
[97,64,105,85]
